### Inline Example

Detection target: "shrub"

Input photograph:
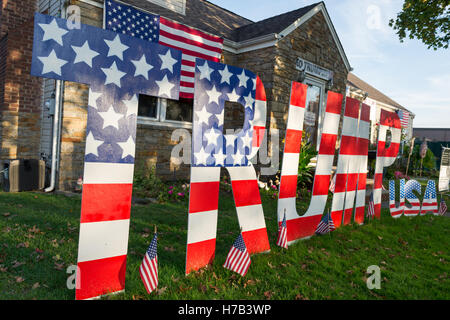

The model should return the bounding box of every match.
[133,164,189,203]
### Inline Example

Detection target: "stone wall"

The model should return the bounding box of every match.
[57,3,349,190]
[58,0,102,190]
[273,11,348,130]
[221,11,349,176]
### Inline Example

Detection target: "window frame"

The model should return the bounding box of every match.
[303,75,326,151]
[137,97,193,129]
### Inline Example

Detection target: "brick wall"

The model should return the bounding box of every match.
[0,0,43,161]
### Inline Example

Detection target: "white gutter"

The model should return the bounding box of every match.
[45,83,63,191]
[223,33,278,54]
[45,2,66,192]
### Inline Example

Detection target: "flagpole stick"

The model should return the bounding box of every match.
[329,209,332,239]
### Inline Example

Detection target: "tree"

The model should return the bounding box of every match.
[389,0,450,50]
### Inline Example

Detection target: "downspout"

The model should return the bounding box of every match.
[45,1,66,192]
[45,78,63,192]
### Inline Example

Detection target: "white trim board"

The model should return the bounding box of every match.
[277,2,351,72]
[78,0,103,8]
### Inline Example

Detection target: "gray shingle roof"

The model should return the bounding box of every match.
[231,2,320,42]
[348,72,413,114]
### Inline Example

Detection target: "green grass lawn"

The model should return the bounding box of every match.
[0,190,448,300]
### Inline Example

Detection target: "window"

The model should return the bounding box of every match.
[165,98,193,122]
[223,100,245,131]
[303,76,326,150]
[137,95,193,127]
[138,94,158,119]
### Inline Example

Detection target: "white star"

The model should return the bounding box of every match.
[195,106,211,126]
[117,135,135,159]
[38,50,68,76]
[38,18,68,46]
[88,89,103,109]
[225,135,237,149]
[242,92,255,107]
[158,49,178,74]
[104,35,129,60]
[101,61,126,87]
[204,128,221,146]
[85,132,103,157]
[71,41,99,68]
[98,105,124,130]
[240,130,252,149]
[232,150,245,165]
[155,75,175,98]
[227,88,242,103]
[131,54,153,80]
[206,85,225,105]
[235,69,249,88]
[122,95,138,118]
[213,111,224,127]
[218,65,233,85]
[194,146,210,166]
[214,152,226,166]
[197,61,214,80]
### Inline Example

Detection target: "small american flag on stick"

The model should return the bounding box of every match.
[276,210,288,249]
[315,211,336,235]
[140,227,158,294]
[329,173,336,193]
[223,232,251,277]
[439,198,447,216]
[367,192,375,219]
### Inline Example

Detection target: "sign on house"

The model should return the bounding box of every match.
[295,57,333,82]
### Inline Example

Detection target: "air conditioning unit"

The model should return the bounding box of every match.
[2,159,45,192]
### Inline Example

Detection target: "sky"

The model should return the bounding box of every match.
[207,0,450,128]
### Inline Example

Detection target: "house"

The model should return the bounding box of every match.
[1,0,352,191]
[346,72,415,145]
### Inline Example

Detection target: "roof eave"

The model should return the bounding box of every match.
[223,33,278,54]
[277,2,351,72]
[223,2,352,72]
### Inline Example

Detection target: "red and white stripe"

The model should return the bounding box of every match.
[223,242,251,277]
[404,181,421,217]
[74,90,138,300]
[139,251,158,294]
[185,76,269,275]
[75,162,134,300]
[420,180,438,215]
[276,213,288,249]
[399,110,409,128]
[372,109,402,219]
[330,97,362,227]
[277,85,343,243]
[353,103,371,225]
[158,17,223,99]
[420,200,438,215]
[389,179,405,218]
